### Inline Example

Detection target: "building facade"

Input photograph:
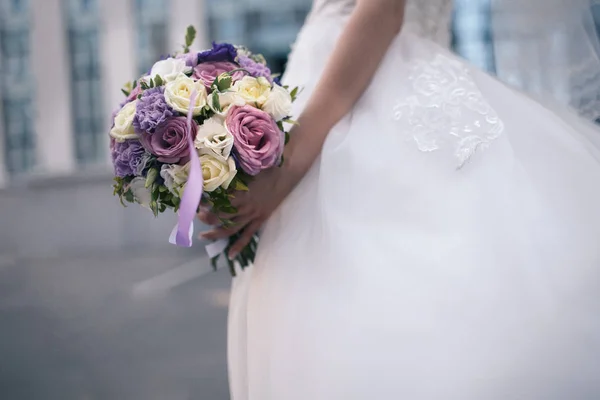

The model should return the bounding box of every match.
[0,0,208,185]
[0,0,209,259]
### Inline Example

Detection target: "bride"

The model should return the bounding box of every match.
[200,0,600,398]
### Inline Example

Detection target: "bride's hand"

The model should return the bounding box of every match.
[200,164,297,259]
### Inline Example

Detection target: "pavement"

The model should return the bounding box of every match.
[0,247,232,400]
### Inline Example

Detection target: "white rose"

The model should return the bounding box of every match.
[160,163,190,198]
[110,101,138,142]
[201,154,237,192]
[129,177,152,208]
[207,91,245,116]
[233,76,271,106]
[263,84,292,121]
[145,58,191,83]
[164,74,207,116]
[195,116,234,160]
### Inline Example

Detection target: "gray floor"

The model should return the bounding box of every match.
[0,248,231,400]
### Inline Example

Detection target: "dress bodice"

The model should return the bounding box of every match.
[308,0,454,47]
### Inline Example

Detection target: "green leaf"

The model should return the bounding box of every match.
[290,86,299,101]
[151,185,159,202]
[159,203,167,213]
[121,88,130,97]
[212,93,222,112]
[140,80,150,90]
[227,257,236,277]
[145,168,158,188]
[124,190,134,203]
[132,80,138,89]
[233,179,249,192]
[159,185,167,193]
[215,73,232,92]
[282,118,299,126]
[185,26,197,47]
[276,121,284,132]
[285,131,290,145]
[150,200,159,217]
[210,254,220,271]
[149,78,155,88]
[154,75,164,87]
[220,205,238,214]
[183,25,197,53]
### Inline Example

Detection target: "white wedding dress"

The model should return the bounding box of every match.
[228,1,600,399]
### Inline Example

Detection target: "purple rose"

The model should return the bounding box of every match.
[197,42,237,64]
[111,138,145,177]
[193,61,244,88]
[238,55,272,82]
[226,105,284,175]
[139,116,197,164]
[133,87,174,134]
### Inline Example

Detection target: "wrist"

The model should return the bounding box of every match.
[280,145,306,193]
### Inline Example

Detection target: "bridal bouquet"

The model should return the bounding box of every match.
[110,27,298,275]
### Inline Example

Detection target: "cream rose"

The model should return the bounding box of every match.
[195,116,234,160]
[207,90,245,116]
[160,163,190,198]
[263,84,293,121]
[145,57,191,83]
[201,153,237,192]
[233,76,271,106]
[129,177,152,208]
[164,74,207,116]
[110,101,138,142]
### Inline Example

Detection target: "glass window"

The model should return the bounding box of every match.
[65,0,104,165]
[133,0,169,76]
[451,0,495,72]
[0,0,36,175]
[205,0,312,74]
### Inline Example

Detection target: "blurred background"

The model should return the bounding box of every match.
[0,0,598,399]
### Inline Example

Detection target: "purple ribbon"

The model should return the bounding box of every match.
[169,90,203,247]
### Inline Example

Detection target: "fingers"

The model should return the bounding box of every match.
[228,219,263,260]
[230,191,250,208]
[199,212,256,240]
[197,202,254,226]
[197,207,219,225]
[198,191,255,240]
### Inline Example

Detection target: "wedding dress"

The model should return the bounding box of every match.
[228,1,600,399]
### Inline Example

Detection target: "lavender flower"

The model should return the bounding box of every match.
[197,42,237,64]
[133,87,174,134]
[238,55,272,82]
[111,139,146,177]
[176,51,199,68]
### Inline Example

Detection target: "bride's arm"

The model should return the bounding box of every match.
[202,0,407,255]
[285,0,406,179]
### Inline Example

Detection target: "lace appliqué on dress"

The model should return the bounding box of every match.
[393,54,504,169]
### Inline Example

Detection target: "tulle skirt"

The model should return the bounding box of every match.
[228,16,600,400]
